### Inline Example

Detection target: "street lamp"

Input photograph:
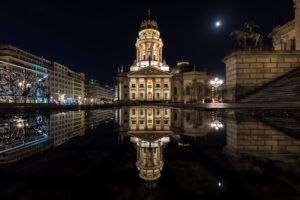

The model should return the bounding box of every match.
[210,78,223,103]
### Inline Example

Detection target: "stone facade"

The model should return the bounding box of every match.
[269,20,296,51]
[269,0,300,51]
[116,15,211,103]
[223,0,300,102]
[171,64,211,103]
[223,50,300,101]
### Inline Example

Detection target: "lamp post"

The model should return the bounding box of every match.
[210,78,223,103]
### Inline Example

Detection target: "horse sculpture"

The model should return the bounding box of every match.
[230,30,263,47]
[231,21,263,47]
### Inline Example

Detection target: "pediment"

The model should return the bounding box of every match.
[128,66,172,77]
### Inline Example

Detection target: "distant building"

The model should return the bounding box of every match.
[85,78,114,104]
[116,14,212,103]
[68,70,85,105]
[0,44,85,104]
[49,62,73,104]
[171,62,212,103]
[269,0,300,51]
[0,45,51,103]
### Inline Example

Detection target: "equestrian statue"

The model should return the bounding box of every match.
[230,21,263,47]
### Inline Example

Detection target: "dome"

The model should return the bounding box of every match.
[171,61,196,74]
[140,10,159,30]
[140,19,158,30]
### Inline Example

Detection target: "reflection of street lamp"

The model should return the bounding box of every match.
[210,78,223,103]
[78,96,82,105]
[210,120,224,130]
[16,119,24,128]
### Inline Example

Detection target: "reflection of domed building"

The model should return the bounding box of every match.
[130,135,170,181]
[171,108,211,138]
[116,12,212,103]
[117,106,172,182]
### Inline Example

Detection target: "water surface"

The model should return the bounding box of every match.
[0,107,299,200]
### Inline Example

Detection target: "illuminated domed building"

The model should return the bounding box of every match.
[116,13,172,102]
[116,12,212,102]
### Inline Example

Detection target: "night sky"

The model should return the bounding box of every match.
[1,0,294,84]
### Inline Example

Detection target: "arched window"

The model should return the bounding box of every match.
[174,87,178,95]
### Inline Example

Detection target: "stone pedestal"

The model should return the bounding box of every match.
[222,50,300,102]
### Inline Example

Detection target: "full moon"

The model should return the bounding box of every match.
[215,21,221,27]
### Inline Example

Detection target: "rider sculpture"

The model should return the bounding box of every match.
[230,21,263,47]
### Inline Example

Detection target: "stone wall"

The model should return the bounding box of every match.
[223,50,300,102]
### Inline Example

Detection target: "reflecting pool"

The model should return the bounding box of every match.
[0,107,299,200]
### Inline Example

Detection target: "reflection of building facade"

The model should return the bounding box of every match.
[171,108,211,137]
[85,109,114,129]
[118,106,172,182]
[118,107,171,132]
[0,45,51,103]
[0,114,50,164]
[117,106,220,182]
[85,78,114,104]
[49,111,85,147]
[224,112,300,159]
[116,15,211,103]
[0,109,116,164]
[131,136,169,181]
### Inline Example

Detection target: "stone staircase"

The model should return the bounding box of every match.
[240,67,300,102]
